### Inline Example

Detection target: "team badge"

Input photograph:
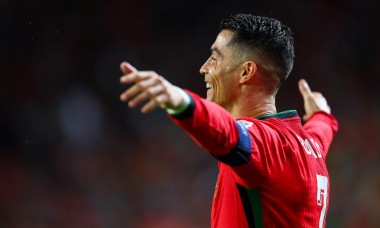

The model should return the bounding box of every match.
[237,120,253,128]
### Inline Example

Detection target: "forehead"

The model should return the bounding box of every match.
[211,30,235,53]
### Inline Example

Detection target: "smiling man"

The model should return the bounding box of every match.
[201,28,281,119]
[120,14,338,228]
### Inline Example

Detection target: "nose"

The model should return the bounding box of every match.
[200,59,209,76]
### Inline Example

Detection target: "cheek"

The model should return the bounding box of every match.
[209,64,220,85]
[212,60,219,71]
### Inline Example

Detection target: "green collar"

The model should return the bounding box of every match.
[256,110,298,120]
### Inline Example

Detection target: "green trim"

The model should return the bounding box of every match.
[246,188,263,228]
[170,92,195,119]
[255,110,296,120]
[166,87,191,115]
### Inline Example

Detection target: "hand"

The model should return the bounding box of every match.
[298,79,331,121]
[119,62,184,113]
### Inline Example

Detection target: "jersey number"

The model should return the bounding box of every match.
[316,174,328,228]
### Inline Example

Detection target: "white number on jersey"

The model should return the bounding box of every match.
[316,174,328,228]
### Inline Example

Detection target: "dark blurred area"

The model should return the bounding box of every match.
[1,0,380,227]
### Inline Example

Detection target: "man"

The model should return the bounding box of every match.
[119,14,338,228]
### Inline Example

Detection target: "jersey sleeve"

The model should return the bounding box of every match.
[303,111,338,158]
[168,90,245,162]
[168,90,295,187]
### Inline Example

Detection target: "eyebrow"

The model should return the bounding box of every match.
[211,47,222,56]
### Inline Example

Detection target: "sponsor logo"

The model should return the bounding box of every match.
[237,120,253,128]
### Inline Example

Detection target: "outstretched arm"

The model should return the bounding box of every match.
[298,79,338,157]
[119,62,248,164]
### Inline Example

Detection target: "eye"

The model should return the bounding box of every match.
[210,56,217,61]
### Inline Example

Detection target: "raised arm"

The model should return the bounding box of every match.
[298,79,338,156]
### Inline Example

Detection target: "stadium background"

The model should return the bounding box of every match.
[1,0,380,227]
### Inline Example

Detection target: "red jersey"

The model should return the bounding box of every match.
[169,90,338,228]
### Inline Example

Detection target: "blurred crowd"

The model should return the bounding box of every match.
[1,0,380,227]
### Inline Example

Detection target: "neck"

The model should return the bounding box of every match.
[228,92,277,119]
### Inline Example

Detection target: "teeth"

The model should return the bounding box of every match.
[206,82,212,89]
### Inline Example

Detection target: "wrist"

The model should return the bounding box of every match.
[165,87,191,115]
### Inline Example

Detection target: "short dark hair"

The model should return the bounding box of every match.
[220,14,295,86]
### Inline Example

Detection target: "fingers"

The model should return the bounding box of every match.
[120,71,155,84]
[120,62,137,75]
[298,79,312,98]
[120,76,159,101]
[119,69,170,113]
[119,63,180,114]
[312,92,322,98]
[128,85,164,108]
[141,94,169,113]
[298,79,332,121]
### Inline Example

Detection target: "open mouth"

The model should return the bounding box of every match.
[206,82,212,90]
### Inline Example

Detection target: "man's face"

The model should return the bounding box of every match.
[200,30,242,110]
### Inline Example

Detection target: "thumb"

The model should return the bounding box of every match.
[298,79,312,98]
[120,61,138,74]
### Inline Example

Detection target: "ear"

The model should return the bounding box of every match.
[239,61,257,84]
